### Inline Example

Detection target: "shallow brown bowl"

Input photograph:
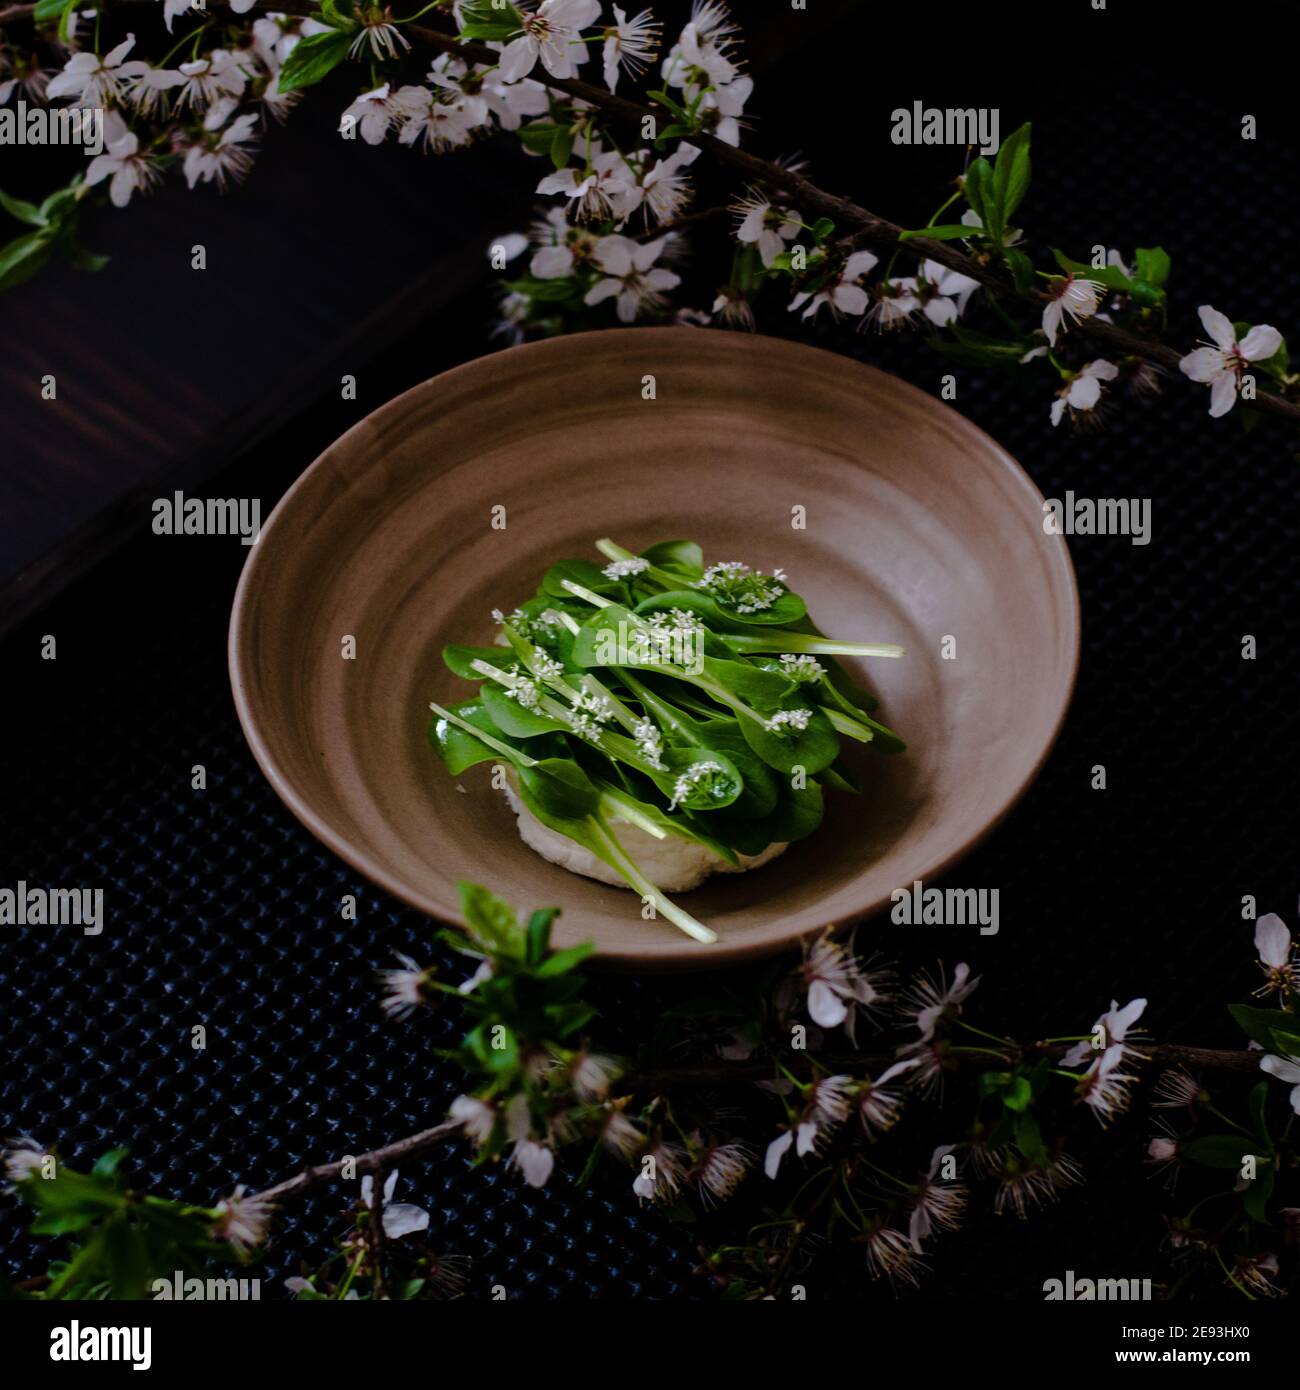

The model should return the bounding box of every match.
[229,328,1079,969]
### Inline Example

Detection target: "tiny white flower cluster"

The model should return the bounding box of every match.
[693,560,787,614]
[667,758,728,811]
[764,708,812,735]
[572,688,616,723]
[778,653,824,683]
[508,675,542,710]
[628,609,705,666]
[647,608,704,638]
[602,557,650,579]
[564,709,604,742]
[493,605,559,645]
[532,651,565,682]
[632,716,666,770]
[559,686,615,742]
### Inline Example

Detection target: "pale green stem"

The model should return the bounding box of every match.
[726,632,904,659]
[428,701,536,768]
[588,817,717,944]
[825,708,875,743]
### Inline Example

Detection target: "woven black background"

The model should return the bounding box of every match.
[3,3,1299,1300]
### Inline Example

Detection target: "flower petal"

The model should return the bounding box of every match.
[1197,305,1236,351]
[1209,371,1238,417]
[807,979,848,1029]
[1239,324,1282,362]
[381,1202,429,1239]
[1255,913,1291,969]
[763,1130,793,1179]
[1179,347,1224,384]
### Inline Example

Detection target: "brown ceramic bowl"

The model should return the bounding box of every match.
[229,327,1078,970]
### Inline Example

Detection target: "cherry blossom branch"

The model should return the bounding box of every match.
[241,1040,1259,1208]
[5,0,1298,425]
[253,1116,463,1204]
[632,1041,1264,1090]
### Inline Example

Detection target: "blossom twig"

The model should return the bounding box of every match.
[237,1041,1259,1211]
[5,0,1296,425]
[253,1118,463,1204]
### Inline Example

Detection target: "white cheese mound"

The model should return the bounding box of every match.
[502,777,788,892]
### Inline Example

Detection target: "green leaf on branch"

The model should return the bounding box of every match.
[527,904,557,962]
[1242,1163,1275,1222]
[1050,248,1131,291]
[1014,1111,1048,1164]
[457,1,523,40]
[0,230,54,291]
[55,0,78,42]
[0,189,46,227]
[534,943,595,978]
[899,224,981,242]
[963,157,993,233]
[646,88,694,125]
[1001,1076,1032,1112]
[654,121,693,148]
[990,121,1031,227]
[1181,1134,1259,1169]
[518,121,561,155]
[277,30,352,94]
[550,123,574,170]
[1228,1002,1300,1053]
[1248,1081,1272,1148]
[318,0,357,26]
[929,323,1030,369]
[502,274,583,304]
[1002,245,1035,292]
[458,881,522,955]
[1133,245,1171,287]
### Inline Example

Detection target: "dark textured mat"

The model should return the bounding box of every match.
[3,23,1299,1299]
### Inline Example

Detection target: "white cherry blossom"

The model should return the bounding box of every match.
[393,87,486,151]
[583,233,680,321]
[182,100,258,190]
[1178,304,1282,418]
[1260,1053,1300,1115]
[1050,358,1119,427]
[341,84,396,145]
[1042,273,1103,346]
[85,127,160,207]
[602,6,660,91]
[662,0,738,87]
[1254,908,1298,1000]
[499,0,601,83]
[360,1169,430,1239]
[46,35,145,108]
[789,249,877,321]
[174,50,247,111]
[734,192,800,267]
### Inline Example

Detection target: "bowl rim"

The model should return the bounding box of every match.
[228,326,1081,970]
